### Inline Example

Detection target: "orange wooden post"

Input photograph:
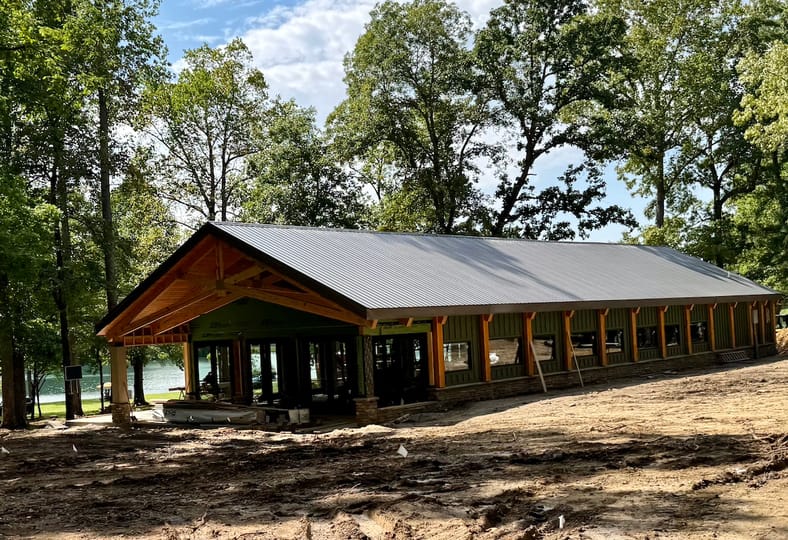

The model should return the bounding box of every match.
[630,307,640,362]
[658,306,668,359]
[563,311,575,371]
[684,305,694,355]
[730,303,737,348]
[770,301,777,343]
[598,309,609,366]
[523,312,536,376]
[748,302,755,346]
[480,314,493,382]
[707,304,717,352]
[432,316,447,388]
[760,302,767,344]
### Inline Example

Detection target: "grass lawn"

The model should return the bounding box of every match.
[32,391,182,420]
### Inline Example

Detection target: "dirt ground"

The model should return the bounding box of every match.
[2,341,788,539]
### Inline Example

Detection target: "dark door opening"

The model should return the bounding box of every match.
[248,340,284,405]
[372,334,428,407]
[304,337,357,414]
[194,341,234,400]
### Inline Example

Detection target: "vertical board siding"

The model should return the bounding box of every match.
[691,307,708,323]
[572,310,597,331]
[639,307,657,326]
[665,307,682,324]
[490,313,523,339]
[734,303,750,346]
[606,308,630,364]
[445,315,480,386]
[533,312,563,373]
[715,304,732,349]
[490,313,526,380]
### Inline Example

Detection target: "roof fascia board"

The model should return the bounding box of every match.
[365,293,783,320]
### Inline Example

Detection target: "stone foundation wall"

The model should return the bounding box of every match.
[353,346,777,424]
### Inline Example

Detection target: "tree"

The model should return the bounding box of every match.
[329,0,491,234]
[64,0,166,312]
[243,100,369,228]
[140,38,268,227]
[474,0,636,238]
[737,42,788,154]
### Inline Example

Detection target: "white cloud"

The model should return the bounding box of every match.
[159,17,214,30]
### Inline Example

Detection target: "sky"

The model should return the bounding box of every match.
[154,0,648,242]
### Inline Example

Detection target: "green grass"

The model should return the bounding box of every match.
[32,391,183,420]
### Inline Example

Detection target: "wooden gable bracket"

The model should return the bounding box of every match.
[398,318,414,327]
[224,264,266,286]
[631,307,641,315]
[686,304,694,312]
[659,305,669,314]
[598,308,610,317]
[118,288,216,336]
[153,292,242,335]
[436,315,448,325]
[369,319,379,329]
[482,314,494,323]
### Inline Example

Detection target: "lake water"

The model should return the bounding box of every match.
[37,361,211,404]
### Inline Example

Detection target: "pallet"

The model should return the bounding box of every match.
[717,350,751,363]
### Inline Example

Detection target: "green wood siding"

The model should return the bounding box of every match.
[715,305,732,349]
[490,313,526,380]
[572,310,597,331]
[606,308,630,364]
[734,303,751,346]
[490,313,522,339]
[665,306,682,324]
[533,312,563,373]
[639,306,658,326]
[445,315,480,386]
[190,298,355,341]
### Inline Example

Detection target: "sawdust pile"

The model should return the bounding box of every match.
[777,328,788,354]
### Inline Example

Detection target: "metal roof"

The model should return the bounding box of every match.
[210,222,780,319]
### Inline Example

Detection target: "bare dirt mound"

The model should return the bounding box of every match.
[2,357,788,539]
[777,327,788,354]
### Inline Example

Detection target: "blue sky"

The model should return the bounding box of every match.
[153,0,648,242]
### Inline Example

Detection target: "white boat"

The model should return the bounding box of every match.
[161,400,258,425]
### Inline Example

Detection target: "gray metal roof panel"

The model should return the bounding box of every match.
[212,222,779,313]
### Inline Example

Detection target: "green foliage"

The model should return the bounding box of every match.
[329,0,491,233]
[737,42,788,153]
[140,38,268,225]
[475,0,636,238]
[243,100,369,228]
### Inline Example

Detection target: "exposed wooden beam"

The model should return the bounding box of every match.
[224,263,265,285]
[154,293,241,335]
[684,305,693,356]
[432,317,446,388]
[399,317,414,327]
[598,309,608,367]
[480,314,491,382]
[523,312,536,376]
[707,304,716,352]
[729,303,737,349]
[225,284,370,327]
[118,288,215,336]
[563,311,574,371]
[630,308,639,362]
[658,306,667,359]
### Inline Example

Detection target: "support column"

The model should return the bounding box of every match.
[183,342,196,397]
[770,301,777,343]
[598,309,608,366]
[480,314,493,382]
[110,344,131,426]
[432,317,447,388]
[658,306,668,359]
[748,302,755,346]
[684,305,694,355]
[759,302,767,344]
[354,333,378,425]
[729,303,737,348]
[563,311,574,372]
[630,308,640,362]
[523,312,536,376]
[707,304,716,352]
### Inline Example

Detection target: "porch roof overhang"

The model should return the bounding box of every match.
[96,225,372,346]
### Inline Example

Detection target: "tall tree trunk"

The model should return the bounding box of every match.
[130,348,148,406]
[50,140,82,419]
[98,87,117,311]
[0,273,27,429]
[655,154,666,228]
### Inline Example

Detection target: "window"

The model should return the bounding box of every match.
[532,335,556,362]
[690,322,707,343]
[637,326,658,349]
[606,329,624,354]
[489,338,521,366]
[444,342,471,372]
[570,332,597,357]
[665,325,680,347]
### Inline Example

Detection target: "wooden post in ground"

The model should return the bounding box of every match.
[658,306,668,359]
[707,304,716,352]
[630,308,640,362]
[110,344,131,426]
[523,312,536,376]
[598,309,609,366]
[480,314,493,382]
[432,317,447,388]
